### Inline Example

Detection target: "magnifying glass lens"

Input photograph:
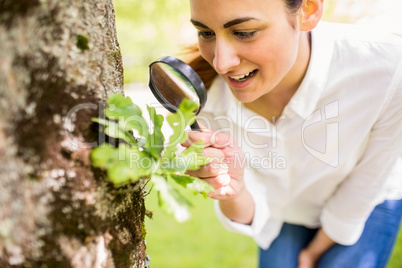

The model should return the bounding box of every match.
[149,56,208,131]
[150,62,200,113]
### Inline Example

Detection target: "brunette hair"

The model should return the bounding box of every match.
[284,0,303,28]
[182,45,217,90]
[184,0,304,90]
[284,0,303,15]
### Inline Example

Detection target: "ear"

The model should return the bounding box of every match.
[299,0,324,31]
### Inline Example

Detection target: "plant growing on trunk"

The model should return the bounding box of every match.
[91,93,213,222]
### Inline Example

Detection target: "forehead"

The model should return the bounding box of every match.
[190,0,286,25]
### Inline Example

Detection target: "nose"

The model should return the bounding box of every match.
[212,38,240,74]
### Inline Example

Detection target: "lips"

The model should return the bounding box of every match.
[229,69,258,82]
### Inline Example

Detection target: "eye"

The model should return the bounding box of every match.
[234,31,256,40]
[198,31,215,40]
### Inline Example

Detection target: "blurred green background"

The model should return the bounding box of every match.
[113,0,402,267]
[114,0,196,84]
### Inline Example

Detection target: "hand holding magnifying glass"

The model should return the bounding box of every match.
[149,57,248,202]
[148,56,207,131]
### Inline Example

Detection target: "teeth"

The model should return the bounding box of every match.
[231,72,249,80]
[230,70,255,81]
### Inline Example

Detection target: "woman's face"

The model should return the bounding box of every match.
[190,0,306,103]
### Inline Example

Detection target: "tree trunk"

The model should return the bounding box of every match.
[0,0,147,267]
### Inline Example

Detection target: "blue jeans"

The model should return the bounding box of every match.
[259,199,402,268]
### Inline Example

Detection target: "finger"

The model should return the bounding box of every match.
[202,147,225,162]
[196,121,209,132]
[201,174,231,189]
[207,185,237,199]
[182,130,234,148]
[186,162,229,178]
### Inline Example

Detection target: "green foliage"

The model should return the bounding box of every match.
[91,93,213,221]
[113,0,196,83]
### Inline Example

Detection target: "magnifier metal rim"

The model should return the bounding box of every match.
[148,56,207,115]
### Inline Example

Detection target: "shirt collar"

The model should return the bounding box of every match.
[203,21,335,119]
[287,21,335,118]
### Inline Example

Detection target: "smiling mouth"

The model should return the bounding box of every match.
[229,70,258,82]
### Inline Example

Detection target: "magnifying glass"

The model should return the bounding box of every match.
[148,56,207,131]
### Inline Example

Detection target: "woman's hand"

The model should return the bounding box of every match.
[297,228,336,268]
[182,127,245,200]
[298,248,320,268]
[183,126,254,224]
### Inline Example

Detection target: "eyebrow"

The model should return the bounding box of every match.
[190,17,259,29]
[190,19,209,29]
[223,17,258,28]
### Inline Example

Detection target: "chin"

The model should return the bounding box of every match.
[229,84,267,104]
[232,91,259,103]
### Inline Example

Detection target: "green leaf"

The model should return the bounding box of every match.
[107,161,138,186]
[105,93,149,139]
[164,99,199,158]
[106,93,142,117]
[178,141,211,171]
[147,105,165,159]
[152,175,192,222]
[91,143,155,187]
[170,174,214,198]
[92,118,137,145]
[161,141,211,173]
[91,143,119,168]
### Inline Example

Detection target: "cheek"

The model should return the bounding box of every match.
[249,32,299,71]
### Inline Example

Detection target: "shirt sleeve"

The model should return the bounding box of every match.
[320,75,402,245]
[213,167,270,238]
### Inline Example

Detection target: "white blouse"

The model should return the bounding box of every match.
[197,21,402,249]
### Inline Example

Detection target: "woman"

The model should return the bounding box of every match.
[182,0,402,267]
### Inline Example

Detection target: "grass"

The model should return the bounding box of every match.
[145,189,402,268]
[389,226,402,268]
[144,189,257,268]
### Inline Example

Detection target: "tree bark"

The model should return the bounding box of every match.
[0,0,146,267]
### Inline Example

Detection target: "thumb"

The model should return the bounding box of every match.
[196,121,210,132]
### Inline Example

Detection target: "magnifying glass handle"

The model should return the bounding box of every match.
[190,120,202,132]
